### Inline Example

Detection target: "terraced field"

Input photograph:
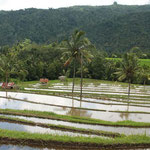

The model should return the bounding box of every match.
[0,79,150,149]
[107,58,150,67]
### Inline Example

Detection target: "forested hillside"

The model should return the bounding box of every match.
[1,4,150,53]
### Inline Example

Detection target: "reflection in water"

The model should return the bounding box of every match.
[66,107,92,118]
[51,82,150,93]
[4,91,150,113]
[120,103,130,120]
[0,91,150,122]
[1,144,150,150]
[0,145,41,150]
[0,144,63,150]
[33,81,150,95]
[129,149,150,150]
[0,121,98,137]
[120,112,130,120]
[25,88,150,97]
[0,97,150,122]
[1,114,150,136]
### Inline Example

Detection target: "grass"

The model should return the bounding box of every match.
[139,59,150,66]
[1,95,150,114]
[107,58,150,66]
[89,92,150,100]
[6,77,149,101]
[63,95,150,107]
[1,109,150,127]
[2,85,149,104]
[0,129,150,146]
[0,78,149,148]
[14,77,139,90]
[0,115,120,137]
[1,78,149,103]
[0,129,108,144]
[0,92,150,110]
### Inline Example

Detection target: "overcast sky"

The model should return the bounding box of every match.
[0,0,150,10]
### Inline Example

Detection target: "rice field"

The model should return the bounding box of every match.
[107,58,150,66]
[0,79,150,149]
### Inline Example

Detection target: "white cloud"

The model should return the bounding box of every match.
[0,0,149,10]
[118,0,149,5]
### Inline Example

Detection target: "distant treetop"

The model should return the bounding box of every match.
[113,1,118,5]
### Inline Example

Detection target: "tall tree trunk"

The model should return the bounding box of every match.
[144,80,146,90]
[128,79,131,99]
[72,60,75,107]
[80,53,83,107]
[5,72,8,98]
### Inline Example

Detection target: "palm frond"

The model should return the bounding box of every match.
[64,57,73,67]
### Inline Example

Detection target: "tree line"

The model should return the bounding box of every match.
[0,30,149,88]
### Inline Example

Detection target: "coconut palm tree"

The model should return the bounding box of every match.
[62,30,93,107]
[0,54,15,97]
[139,65,150,88]
[79,47,93,106]
[115,52,140,98]
[0,49,22,97]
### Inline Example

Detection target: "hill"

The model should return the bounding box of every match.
[0,4,150,53]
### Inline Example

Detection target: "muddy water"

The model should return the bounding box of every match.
[0,144,53,150]
[76,97,150,107]
[1,145,149,150]
[50,82,150,94]
[1,114,150,136]
[129,149,150,150]
[0,121,100,137]
[25,88,150,97]
[0,96,150,122]
[0,92,73,107]
[0,91,150,113]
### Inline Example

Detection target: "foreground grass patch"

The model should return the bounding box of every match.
[0,109,150,127]
[0,129,150,149]
[0,115,120,137]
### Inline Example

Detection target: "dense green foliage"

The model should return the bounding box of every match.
[0,37,149,84]
[115,53,140,97]
[1,4,150,54]
[62,30,93,102]
[107,58,150,66]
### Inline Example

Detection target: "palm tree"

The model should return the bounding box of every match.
[62,30,93,107]
[0,49,22,97]
[0,54,15,97]
[139,65,150,88]
[76,66,90,78]
[79,47,93,107]
[115,53,140,98]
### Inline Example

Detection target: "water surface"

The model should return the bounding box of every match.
[0,121,99,137]
[1,114,150,136]
[0,95,150,122]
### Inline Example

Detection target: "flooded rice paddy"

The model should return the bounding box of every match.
[0,87,150,122]
[0,95,150,122]
[1,114,150,136]
[1,145,149,150]
[0,145,70,150]
[0,145,50,150]
[0,120,101,137]
[26,82,150,96]
[0,81,150,149]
